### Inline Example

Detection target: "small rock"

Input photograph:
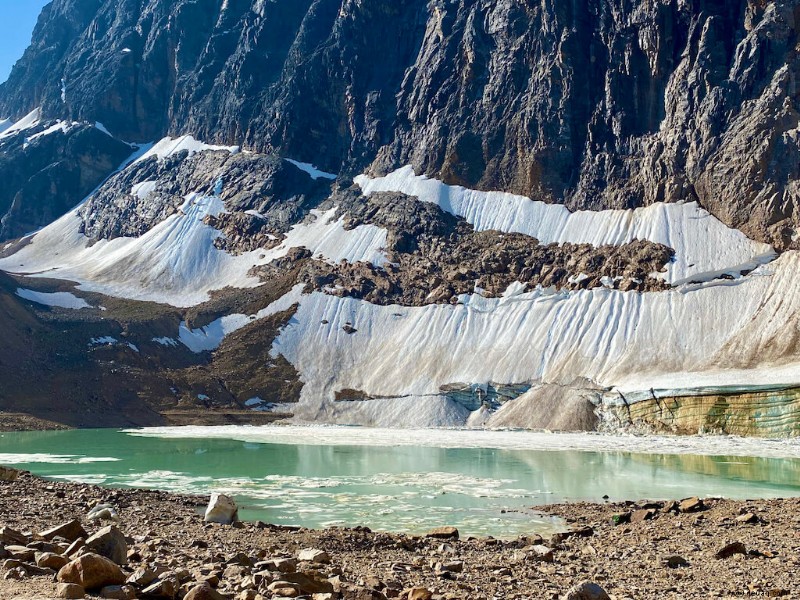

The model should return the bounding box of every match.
[58,553,126,590]
[297,548,331,564]
[662,500,679,513]
[126,566,157,587]
[440,560,463,573]
[260,557,297,573]
[85,526,128,565]
[183,583,226,600]
[65,538,86,557]
[663,555,689,568]
[204,493,239,525]
[57,582,86,599]
[679,497,704,513]
[280,572,335,594]
[631,508,656,523]
[425,527,459,540]
[562,580,611,600]
[611,512,630,526]
[736,512,759,524]
[716,542,747,559]
[268,581,300,597]
[0,526,27,545]
[99,584,137,599]
[142,576,179,598]
[5,545,35,561]
[529,545,555,563]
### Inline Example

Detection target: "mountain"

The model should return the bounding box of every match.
[0,0,798,434]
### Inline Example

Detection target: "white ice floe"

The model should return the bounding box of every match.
[124,424,800,460]
[355,166,776,285]
[16,288,91,309]
[284,159,337,180]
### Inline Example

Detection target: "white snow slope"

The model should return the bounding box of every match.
[355,167,776,285]
[1,152,799,427]
[0,136,388,307]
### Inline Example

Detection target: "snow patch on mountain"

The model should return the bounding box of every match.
[16,288,91,310]
[355,167,776,285]
[0,176,387,307]
[273,251,800,424]
[284,159,337,180]
[179,284,306,352]
[133,136,240,165]
[0,108,42,138]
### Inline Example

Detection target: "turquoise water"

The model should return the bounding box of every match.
[1,427,800,539]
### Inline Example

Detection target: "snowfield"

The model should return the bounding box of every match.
[355,167,776,285]
[1,147,799,426]
[16,288,91,310]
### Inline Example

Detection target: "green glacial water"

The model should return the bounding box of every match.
[1,426,800,539]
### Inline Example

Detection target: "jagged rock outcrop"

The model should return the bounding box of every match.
[0,121,132,241]
[78,149,331,243]
[274,189,674,305]
[0,1,797,248]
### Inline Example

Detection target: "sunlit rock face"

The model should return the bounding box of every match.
[1,0,798,248]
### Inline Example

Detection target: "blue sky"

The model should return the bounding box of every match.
[0,1,51,83]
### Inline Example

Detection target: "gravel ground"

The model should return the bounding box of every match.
[0,469,797,599]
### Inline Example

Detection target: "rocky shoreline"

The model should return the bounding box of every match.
[0,468,797,599]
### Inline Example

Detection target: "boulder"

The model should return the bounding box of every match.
[100,584,137,599]
[716,542,747,559]
[562,581,611,600]
[142,576,179,598]
[0,466,19,482]
[679,497,704,513]
[406,589,433,600]
[40,519,88,542]
[56,582,86,599]
[204,493,238,525]
[85,525,128,565]
[184,583,226,600]
[36,551,70,570]
[87,504,120,522]
[297,548,330,564]
[424,527,459,540]
[57,553,126,590]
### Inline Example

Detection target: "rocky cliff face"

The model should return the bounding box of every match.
[0,0,798,432]
[1,0,797,248]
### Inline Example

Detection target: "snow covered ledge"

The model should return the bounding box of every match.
[355,167,777,286]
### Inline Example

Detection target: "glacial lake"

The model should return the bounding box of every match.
[2,426,800,539]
